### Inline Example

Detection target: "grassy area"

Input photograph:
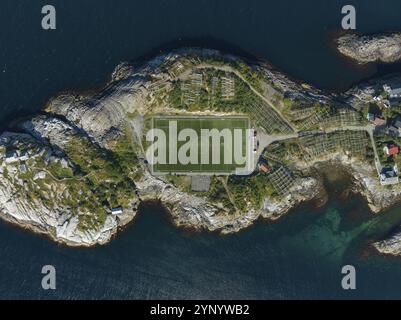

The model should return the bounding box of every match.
[168,69,258,113]
[61,131,140,230]
[185,53,264,91]
[374,133,401,168]
[207,177,235,213]
[266,139,304,165]
[226,173,275,211]
[164,172,276,214]
[202,174,275,214]
[47,162,74,179]
[6,128,142,232]
[164,175,192,193]
[151,116,250,174]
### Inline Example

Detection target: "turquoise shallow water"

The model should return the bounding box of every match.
[2,0,401,299]
[0,169,401,299]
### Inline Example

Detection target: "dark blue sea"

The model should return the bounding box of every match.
[1,0,401,299]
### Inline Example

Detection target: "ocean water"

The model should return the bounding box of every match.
[1,0,401,299]
[1,171,401,299]
[2,0,401,128]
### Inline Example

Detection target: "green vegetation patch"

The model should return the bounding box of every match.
[11,128,142,232]
[151,116,250,174]
[227,173,275,211]
[168,69,257,113]
[61,130,140,230]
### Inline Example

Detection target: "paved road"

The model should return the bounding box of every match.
[253,130,299,166]
[195,64,298,133]
[179,64,383,175]
[254,124,382,176]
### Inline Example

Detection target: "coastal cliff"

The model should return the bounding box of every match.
[337,33,401,64]
[2,47,401,253]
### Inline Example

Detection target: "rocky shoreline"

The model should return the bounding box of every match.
[337,33,401,64]
[2,46,401,254]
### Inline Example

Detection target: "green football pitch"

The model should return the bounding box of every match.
[151,116,251,175]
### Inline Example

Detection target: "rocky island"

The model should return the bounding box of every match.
[2,47,401,255]
[337,32,401,64]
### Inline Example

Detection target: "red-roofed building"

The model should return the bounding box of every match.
[384,145,399,156]
[258,159,270,172]
[373,117,386,126]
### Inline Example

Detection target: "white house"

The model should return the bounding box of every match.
[19,163,27,173]
[19,151,29,162]
[33,171,46,180]
[383,84,392,94]
[380,165,399,185]
[4,151,18,163]
[390,87,401,98]
[111,207,123,215]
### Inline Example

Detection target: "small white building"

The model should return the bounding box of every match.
[60,158,69,168]
[19,163,27,173]
[383,84,401,106]
[4,151,18,163]
[380,165,399,185]
[19,151,29,162]
[383,84,392,94]
[111,207,123,215]
[390,87,401,98]
[33,171,46,180]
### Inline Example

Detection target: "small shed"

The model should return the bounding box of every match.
[191,176,211,192]
[19,163,27,173]
[111,207,123,215]
[258,158,270,173]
